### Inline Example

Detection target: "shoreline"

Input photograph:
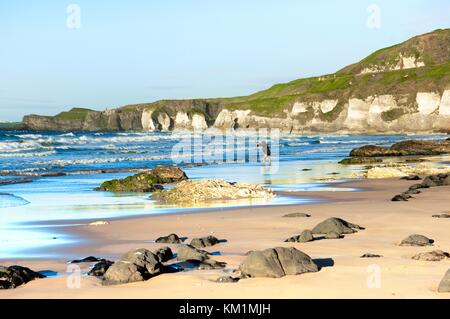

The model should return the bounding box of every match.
[1,177,449,298]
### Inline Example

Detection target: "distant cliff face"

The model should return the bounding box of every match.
[22,29,450,134]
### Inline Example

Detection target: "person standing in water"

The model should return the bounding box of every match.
[257,141,272,166]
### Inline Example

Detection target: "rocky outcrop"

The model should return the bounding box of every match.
[0,265,45,289]
[95,167,187,193]
[238,247,319,278]
[350,140,450,157]
[152,179,274,204]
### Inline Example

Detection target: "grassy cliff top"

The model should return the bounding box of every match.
[54,108,95,120]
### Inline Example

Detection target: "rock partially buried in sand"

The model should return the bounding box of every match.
[311,217,364,235]
[421,174,450,187]
[177,245,210,262]
[154,247,173,262]
[152,179,274,204]
[88,259,114,277]
[239,247,319,278]
[190,235,220,248]
[282,213,311,218]
[70,256,101,263]
[361,253,383,258]
[325,231,343,239]
[432,213,450,218]
[400,234,434,246]
[155,233,182,244]
[400,175,421,181]
[438,269,450,293]
[0,265,46,289]
[285,230,314,243]
[103,248,163,285]
[197,260,226,270]
[391,194,411,202]
[215,275,240,283]
[412,250,449,262]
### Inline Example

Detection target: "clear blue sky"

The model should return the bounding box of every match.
[0,0,449,121]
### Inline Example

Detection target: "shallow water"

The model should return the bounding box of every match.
[0,131,448,259]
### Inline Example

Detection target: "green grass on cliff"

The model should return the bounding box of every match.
[55,108,93,120]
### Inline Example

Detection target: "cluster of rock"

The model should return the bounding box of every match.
[349,140,450,157]
[95,167,188,192]
[152,179,274,204]
[0,265,45,289]
[285,217,364,243]
[392,173,450,201]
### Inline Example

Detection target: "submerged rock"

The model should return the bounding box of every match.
[438,269,450,293]
[400,234,434,246]
[88,259,114,277]
[0,265,45,289]
[155,233,182,244]
[103,248,163,285]
[239,247,319,278]
[412,250,449,261]
[190,236,220,248]
[285,230,314,243]
[152,179,274,204]
[311,217,364,235]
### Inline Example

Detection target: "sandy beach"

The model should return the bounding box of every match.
[1,177,449,299]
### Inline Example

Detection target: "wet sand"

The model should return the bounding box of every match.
[1,178,449,298]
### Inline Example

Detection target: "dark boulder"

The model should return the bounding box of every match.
[311,217,363,235]
[400,234,434,246]
[70,256,101,263]
[391,194,410,201]
[154,247,173,262]
[103,248,163,285]
[0,265,45,289]
[88,259,114,277]
[421,174,450,187]
[190,235,220,248]
[155,233,181,244]
[432,213,450,218]
[239,247,319,278]
[151,166,188,183]
[400,175,421,181]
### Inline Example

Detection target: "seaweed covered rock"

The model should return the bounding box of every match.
[239,247,318,278]
[349,140,450,157]
[399,234,434,246]
[95,166,188,192]
[0,265,45,289]
[152,179,274,204]
[339,157,383,165]
[311,217,363,235]
[103,248,163,285]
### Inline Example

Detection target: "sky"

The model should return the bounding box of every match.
[0,0,449,121]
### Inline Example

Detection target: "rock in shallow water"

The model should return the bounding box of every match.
[239,247,319,278]
[400,234,434,246]
[0,265,45,289]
